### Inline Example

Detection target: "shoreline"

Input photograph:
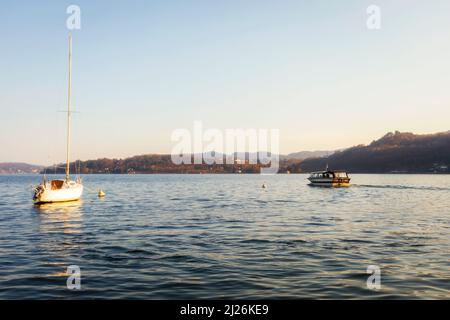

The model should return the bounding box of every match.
[1,172,449,175]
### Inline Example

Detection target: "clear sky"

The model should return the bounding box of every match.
[1,0,450,165]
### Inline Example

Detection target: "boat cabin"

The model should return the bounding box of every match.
[50,179,65,190]
[309,171,349,179]
[308,170,350,187]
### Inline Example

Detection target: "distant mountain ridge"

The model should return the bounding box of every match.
[4,131,449,174]
[0,162,43,174]
[285,150,335,160]
[299,131,450,173]
[36,150,335,174]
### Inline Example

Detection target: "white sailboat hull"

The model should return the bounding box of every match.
[34,181,83,204]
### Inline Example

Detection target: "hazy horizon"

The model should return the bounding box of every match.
[2,0,450,165]
[1,129,449,166]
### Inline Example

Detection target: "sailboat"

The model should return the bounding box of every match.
[33,34,83,204]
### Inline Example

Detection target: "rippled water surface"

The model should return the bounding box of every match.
[0,174,449,299]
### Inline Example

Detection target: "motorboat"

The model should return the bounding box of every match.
[307,169,350,187]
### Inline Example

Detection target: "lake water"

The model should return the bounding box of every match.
[0,174,449,299]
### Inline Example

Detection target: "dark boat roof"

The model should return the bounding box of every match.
[310,170,348,174]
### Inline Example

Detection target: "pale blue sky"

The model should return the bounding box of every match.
[1,0,450,164]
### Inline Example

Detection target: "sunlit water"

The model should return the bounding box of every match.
[0,174,449,299]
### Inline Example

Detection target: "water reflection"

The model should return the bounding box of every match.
[30,201,85,283]
[34,201,83,235]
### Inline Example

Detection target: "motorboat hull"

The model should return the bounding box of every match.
[308,178,350,187]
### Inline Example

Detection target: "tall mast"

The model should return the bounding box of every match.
[66,34,72,181]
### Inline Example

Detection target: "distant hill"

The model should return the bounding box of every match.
[286,150,335,160]
[37,130,450,174]
[41,150,333,174]
[0,163,43,174]
[299,131,450,173]
[44,154,269,174]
